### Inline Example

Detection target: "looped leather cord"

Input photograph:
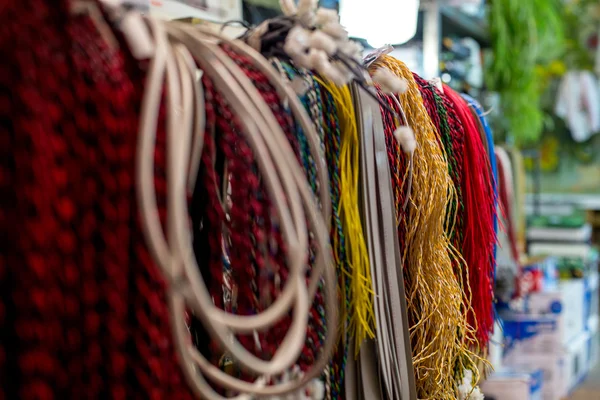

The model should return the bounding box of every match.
[134,15,338,399]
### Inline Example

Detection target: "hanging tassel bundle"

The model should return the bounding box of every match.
[375,89,409,231]
[414,79,479,366]
[462,95,498,242]
[444,87,497,351]
[370,56,479,399]
[441,92,467,226]
[463,94,500,296]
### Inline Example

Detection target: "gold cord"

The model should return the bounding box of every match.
[370,56,482,399]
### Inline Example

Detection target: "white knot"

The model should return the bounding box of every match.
[339,40,364,62]
[305,378,325,399]
[372,68,408,94]
[307,49,345,85]
[430,77,444,93]
[284,26,310,57]
[394,126,417,154]
[320,22,348,41]
[284,26,313,68]
[457,369,484,400]
[308,30,337,56]
[308,48,329,71]
[315,8,339,26]
[330,61,352,83]
[296,0,318,26]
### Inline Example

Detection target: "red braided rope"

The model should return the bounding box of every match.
[197,46,325,378]
[226,46,326,369]
[442,93,466,195]
[0,1,196,398]
[376,91,409,225]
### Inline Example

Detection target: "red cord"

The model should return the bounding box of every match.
[198,45,325,376]
[444,86,496,348]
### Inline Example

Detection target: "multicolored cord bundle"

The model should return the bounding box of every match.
[0,1,499,398]
[370,56,486,399]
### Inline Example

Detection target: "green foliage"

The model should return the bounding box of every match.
[486,0,566,146]
[562,0,600,71]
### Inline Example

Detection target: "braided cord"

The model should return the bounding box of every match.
[318,85,346,400]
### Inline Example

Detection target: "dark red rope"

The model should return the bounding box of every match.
[197,45,325,378]
[0,1,196,398]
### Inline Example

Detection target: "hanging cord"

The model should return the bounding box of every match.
[312,70,413,400]
[413,75,463,241]
[495,147,520,273]
[463,94,499,282]
[413,77,475,346]
[221,44,329,374]
[378,85,482,397]
[376,90,410,227]
[369,55,481,400]
[413,77,483,355]
[444,86,497,353]
[271,61,347,400]
[314,78,375,351]
[414,78,492,386]
[439,90,467,242]
[254,6,416,396]
[317,83,346,400]
[133,14,338,399]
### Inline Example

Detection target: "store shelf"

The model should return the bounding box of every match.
[440,5,489,46]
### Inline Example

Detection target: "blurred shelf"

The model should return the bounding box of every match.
[441,5,489,46]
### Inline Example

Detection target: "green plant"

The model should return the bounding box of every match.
[487,0,566,146]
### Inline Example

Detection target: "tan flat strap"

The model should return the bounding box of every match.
[353,83,416,400]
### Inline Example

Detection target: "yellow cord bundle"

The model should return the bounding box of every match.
[316,78,376,353]
[370,56,479,399]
